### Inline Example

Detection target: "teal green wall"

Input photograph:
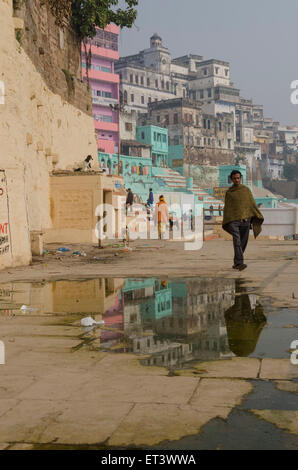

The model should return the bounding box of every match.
[219,165,247,187]
[168,145,184,175]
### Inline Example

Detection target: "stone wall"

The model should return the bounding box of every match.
[0,169,32,269]
[13,0,92,114]
[184,164,219,189]
[0,0,97,267]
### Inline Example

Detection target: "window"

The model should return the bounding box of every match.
[203,119,206,129]
[166,82,169,91]
[141,132,145,139]
[97,90,101,96]
[91,89,95,96]
[162,134,166,143]
[95,65,100,71]
[147,78,150,87]
[141,76,144,85]
[125,122,132,131]
[196,115,199,126]
[157,115,160,123]
[228,139,231,149]
[154,132,157,141]
[227,123,231,133]
[200,90,204,99]
[218,139,222,147]
[208,88,212,98]
[225,69,229,76]
[207,120,211,130]
[204,137,206,145]
[161,80,164,89]
[102,91,112,98]
[208,138,211,145]
[131,94,134,102]
[165,115,169,125]
[155,79,158,88]
[135,75,138,84]
[174,135,179,145]
[141,96,145,104]
[103,115,112,122]
[101,66,111,73]
[215,67,219,74]
[174,113,178,124]
[82,62,86,68]
[124,90,128,103]
[90,64,94,70]
[204,68,208,75]
[218,122,222,131]
[148,97,151,103]
[130,74,133,83]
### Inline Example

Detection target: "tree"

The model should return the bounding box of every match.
[71,0,138,40]
[71,0,138,86]
[46,1,138,86]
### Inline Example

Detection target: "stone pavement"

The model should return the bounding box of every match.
[0,238,297,449]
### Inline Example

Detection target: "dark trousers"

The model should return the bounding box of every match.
[225,219,250,266]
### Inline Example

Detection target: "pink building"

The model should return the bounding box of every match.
[82,25,120,155]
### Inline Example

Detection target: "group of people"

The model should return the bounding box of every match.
[125,170,264,269]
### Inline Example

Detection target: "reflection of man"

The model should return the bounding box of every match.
[223,170,264,271]
[224,289,266,357]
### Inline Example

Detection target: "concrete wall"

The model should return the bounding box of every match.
[0,169,31,269]
[0,0,98,267]
[260,207,298,238]
[45,173,126,244]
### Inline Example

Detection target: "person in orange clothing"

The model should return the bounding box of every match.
[154,195,169,240]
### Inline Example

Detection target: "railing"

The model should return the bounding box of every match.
[92,96,119,106]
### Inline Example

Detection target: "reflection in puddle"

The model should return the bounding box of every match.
[225,292,266,357]
[0,277,297,365]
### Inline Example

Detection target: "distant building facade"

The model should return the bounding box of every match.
[82,25,120,154]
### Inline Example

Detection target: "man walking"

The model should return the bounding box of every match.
[154,195,169,240]
[222,170,264,271]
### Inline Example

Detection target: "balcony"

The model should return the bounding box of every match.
[94,120,119,132]
[82,68,119,84]
[92,96,119,107]
[82,44,119,61]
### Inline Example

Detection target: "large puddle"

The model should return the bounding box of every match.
[0,277,297,366]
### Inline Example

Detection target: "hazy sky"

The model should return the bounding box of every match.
[118,0,298,125]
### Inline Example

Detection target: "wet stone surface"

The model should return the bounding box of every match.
[0,276,298,449]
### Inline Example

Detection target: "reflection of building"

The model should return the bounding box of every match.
[119,277,235,365]
[0,278,124,320]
